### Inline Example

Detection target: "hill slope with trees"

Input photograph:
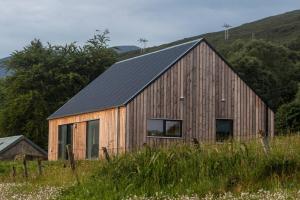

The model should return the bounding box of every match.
[120,9,300,60]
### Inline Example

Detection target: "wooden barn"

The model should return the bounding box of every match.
[48,38,274,160]
[0,135,47,160]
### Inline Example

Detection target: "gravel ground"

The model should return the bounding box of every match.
[0,183,62,200]
[125,190,300,200]
[1,183,299,200]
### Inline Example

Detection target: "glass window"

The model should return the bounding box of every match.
[147,119,182,137]
[58,124,73,160]
[147,119,164,136]
[165,120,182,137]
[86,120,100,159]
[216,119,233,142]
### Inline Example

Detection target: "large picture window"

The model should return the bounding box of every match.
[86,120,99,159]
[216,119,233,142]
[147,119,182,137]
[58,124,73,160]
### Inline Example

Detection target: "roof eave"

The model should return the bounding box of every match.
[47,104,126,120]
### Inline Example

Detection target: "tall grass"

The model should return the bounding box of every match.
[0,160,101,187]
[59,135,300,200]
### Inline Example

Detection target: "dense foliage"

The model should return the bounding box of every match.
[227,39,300,109]
[276,86,300,133]
[0,31,117,148]
[227,39,300,133]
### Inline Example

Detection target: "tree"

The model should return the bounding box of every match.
[276,85,300,133]
[287,36,300,52]
[228,39,300,110]
[0,31,117,148]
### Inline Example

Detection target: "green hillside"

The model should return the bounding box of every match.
[119,9,300,60]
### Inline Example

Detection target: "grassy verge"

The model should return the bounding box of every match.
[59,135,300,199]
[0,135,299,199]
[0,160,101,199]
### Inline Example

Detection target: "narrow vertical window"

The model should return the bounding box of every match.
[86,120,100,159]
[58,124,73,160]
[216,119,233,142]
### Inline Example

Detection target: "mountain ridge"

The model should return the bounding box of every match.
[119,9,300,60]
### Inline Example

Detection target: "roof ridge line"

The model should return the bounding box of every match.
[116,38,202,64]
[0,135,23,139]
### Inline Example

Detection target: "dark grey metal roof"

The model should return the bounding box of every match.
[0,135,47,156]
[48,39,202,119]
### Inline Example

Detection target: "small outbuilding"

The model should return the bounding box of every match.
[0,135,47,160]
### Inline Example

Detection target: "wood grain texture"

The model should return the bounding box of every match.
[0,140,47,160]
[126,41,274,149]
[48,107,126,160]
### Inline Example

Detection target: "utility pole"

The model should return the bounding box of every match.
[138,38,148,53]
[223,23,232,40]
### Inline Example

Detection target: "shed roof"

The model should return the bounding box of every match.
[0,135,47,156]
[0,135,23,153]
[48,39,202,119]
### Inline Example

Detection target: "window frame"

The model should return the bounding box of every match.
[215,118,233,142]
[147,118,182,138]
[86,119,100,160]
[57,123,73,160]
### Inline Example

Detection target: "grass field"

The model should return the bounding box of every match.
[0,135,300,199]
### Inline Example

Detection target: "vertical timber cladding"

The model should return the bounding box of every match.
[126,41,274,149]
[48,107,126,160]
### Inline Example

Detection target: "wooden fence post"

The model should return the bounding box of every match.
[23,155,28,178]
[66,145,80,185]
[12,166,16,180]
[192,138,201,149]
[102,147,110,162]
[258,130,270,155]
[37,159,42,176]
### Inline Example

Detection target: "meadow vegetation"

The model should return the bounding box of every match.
[2,135,298,199]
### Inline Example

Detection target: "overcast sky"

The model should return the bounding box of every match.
[0,0,300,57]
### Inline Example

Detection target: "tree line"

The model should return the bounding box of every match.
[0,31,116,148]
[226,38,300,133]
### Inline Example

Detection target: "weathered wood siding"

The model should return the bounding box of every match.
[48,107,126,160]
[0,140,46,160]
[126,41,274,150]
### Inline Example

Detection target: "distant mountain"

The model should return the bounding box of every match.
[119,9,300,60]
[111,45,140,54]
